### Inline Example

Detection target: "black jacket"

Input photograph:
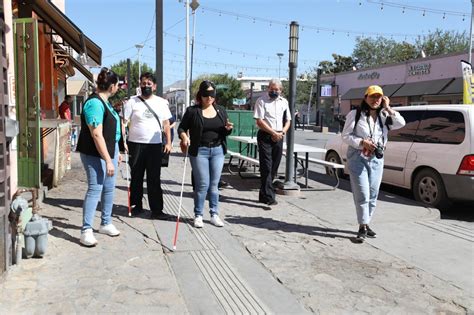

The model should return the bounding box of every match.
[76,94,118,158]
[177,104,232,157]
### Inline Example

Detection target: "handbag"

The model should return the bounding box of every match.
[137,96,170,167]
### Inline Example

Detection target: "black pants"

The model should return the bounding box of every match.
[257,130,283,203]
[128,141,164,214]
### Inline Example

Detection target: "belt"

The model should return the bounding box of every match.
[199,140,222,148]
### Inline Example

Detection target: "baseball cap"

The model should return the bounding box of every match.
[365,85,384,96]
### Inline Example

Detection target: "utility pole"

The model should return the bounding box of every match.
[470,0,474,64]
[315,68,321,127]
[156,0,163,96]
[184,0,190,109]
[277,53,283,79]
[189,0,199,103]
[135,43,144,83]
[126,58,131,98]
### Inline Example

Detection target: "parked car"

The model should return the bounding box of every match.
[325,105,474,209]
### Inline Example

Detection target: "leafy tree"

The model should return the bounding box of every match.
[108,59,154,103]
[191,74,245,109]
[317,54,357,74]
[282,75,315,111]
[415,29,468,57]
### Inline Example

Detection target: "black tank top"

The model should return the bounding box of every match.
[200,115,222,144]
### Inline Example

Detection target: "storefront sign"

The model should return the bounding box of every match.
[357,72,380,80]
[408,63,431,76]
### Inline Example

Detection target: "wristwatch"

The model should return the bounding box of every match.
[282,131,286,136]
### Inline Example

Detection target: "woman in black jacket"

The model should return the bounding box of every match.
[178,81,233,228]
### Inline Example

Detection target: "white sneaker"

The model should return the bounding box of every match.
[99,224,120,236]
[80,229,98,247]
[210,215,224,227]
[194,216,204,228]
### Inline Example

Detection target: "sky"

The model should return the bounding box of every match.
[65,0,472,87]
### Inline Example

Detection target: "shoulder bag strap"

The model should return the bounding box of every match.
[137,96,162,131]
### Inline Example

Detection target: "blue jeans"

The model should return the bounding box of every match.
[189,145,225,217]
[346,147,384,225]
[80,143,119,231]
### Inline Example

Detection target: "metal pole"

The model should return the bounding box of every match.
[126,58,131,98]
[156,0,164,96]
[185,0,190,109]
[470,0,474,64]
[277,53,283,79]
[315,68,321,127]
[135,44,144,82]
[282,21,299,192]
[189,8,197,103]
[306,83,313,128]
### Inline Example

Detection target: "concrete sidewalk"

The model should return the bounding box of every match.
[1,150,472,314]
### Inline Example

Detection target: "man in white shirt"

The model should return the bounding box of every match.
[122,72,172,220]
[253,79,291,206]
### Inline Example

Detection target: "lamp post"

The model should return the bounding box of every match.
[281,21,300,194]
[135,43,144,83]
[470,0,474,64]
[277,52,284,79]
[189,0,200,104]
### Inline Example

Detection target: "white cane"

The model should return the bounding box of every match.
[172,146,189,251]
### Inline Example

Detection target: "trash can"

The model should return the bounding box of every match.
[23,214,53,258]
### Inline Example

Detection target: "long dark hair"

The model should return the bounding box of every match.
[96,67,118,92]
[195,80,216,105]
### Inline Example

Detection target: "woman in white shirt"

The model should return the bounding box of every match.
[342,85,406,242]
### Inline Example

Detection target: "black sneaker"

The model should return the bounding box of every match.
[131,206,144,216]
[356,226,367,242]
[150,212,174,221]
[218,180,231,189]
[366,226,377,238]
[267,200,278,206]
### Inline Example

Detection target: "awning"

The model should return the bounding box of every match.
[341,87,367,100]
[68,56,94,82]
[391,78,453,97]
[27,0,101,65]
[438,77,462,95]
[381,83,403,97]
[66,80,86,95]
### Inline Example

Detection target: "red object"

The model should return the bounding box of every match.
[59,101,72,121]
[457,155,474,175]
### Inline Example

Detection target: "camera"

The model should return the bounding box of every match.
[374,143,384,159]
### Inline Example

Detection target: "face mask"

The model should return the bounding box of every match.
[269,91,279,98]
[141,86,153,97]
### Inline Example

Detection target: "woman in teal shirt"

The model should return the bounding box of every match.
[76,68,122,247]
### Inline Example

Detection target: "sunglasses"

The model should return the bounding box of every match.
[201,90,216,98]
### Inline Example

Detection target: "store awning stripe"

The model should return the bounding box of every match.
[31,0,101,65]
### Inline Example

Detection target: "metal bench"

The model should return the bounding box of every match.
[296,156,345,189]
[227,150,260,178]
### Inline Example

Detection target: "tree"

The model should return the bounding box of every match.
[109,59,154,103]
[415,29,468,57]
[191,74,245,109]
[316,53,357,74]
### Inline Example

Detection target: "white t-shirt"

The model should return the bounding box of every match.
[123,95,172,144]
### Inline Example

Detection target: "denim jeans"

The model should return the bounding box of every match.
[189,145,225,217]
[346,147,384,225]
[80,143,119,231]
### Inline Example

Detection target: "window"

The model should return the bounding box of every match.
[388,110,423,142]
[415,111,465,144]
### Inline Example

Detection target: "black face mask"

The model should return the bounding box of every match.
[141,86,153,97]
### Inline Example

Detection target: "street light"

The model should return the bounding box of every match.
[280,21,300,194]
[189,0,200,104]
[184,0,200,109]
[469,0,474,64]
[135,43,144,83]
[276,53,284,79]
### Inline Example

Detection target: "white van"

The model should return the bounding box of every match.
[325,105,474,209]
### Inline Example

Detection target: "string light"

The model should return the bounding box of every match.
[366,0,466,20]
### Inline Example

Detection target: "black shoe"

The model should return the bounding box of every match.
[356,226,367,242]
[267,200,278,206]
[218,180,231,189]
[366,226,377,238]
[150,212,174,221]
[131,206,144,216]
